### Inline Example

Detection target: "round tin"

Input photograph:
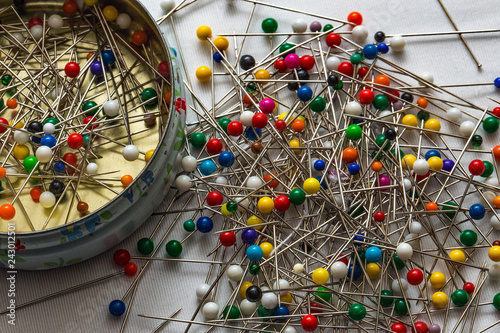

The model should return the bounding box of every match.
[0,0,185,270]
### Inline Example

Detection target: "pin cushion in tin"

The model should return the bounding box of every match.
[0,0,185,270]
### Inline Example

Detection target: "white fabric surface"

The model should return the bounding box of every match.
[2,0,500,332]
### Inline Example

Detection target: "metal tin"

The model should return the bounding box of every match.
[0,0,185,270]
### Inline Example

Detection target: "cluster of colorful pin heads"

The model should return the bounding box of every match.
[108,249,139,316]
[0,0,172,227]
[86,3,500,332]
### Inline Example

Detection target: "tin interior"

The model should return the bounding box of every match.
[0,0,175,234]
